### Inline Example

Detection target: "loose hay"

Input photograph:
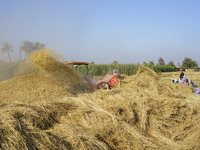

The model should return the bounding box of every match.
[0,53,200,149]
[30,49,93,94]
[0,75,72,104]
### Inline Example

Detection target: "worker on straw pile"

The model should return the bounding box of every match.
[186,78,195,87]
[172,79,179,83]
[192,85,200,95]
[179,72,187,85]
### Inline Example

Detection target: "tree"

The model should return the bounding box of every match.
[20,40,33,60]
[166,61,175,67]
[112,60,118,65]
[20,41,45,60]
[143,62,147,66]
[182,57,198,68]
[149,61,154,66]
[90,61,95,64]
[1,42,13,62]
[158,57,165,66]
[33,42,45,50]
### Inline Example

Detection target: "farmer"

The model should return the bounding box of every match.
[192,85,200,95]
[179,72,186,85]
[113,69,124,80]
[113,69,118,76]
[172,79,179,83]
[186,78,194,87]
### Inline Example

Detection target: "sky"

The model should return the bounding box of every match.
[0,0,200,65]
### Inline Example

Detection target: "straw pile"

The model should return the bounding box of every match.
[73,66,200,149]
[0,75,72,104]
[30,48,93,94]
[0,49,200,149]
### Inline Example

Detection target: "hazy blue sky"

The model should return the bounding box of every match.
[0,0,200,65]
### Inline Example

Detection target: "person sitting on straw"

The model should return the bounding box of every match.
[186,78,194,87]
[192,85,200,95]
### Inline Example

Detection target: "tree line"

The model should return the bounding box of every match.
[1,42,198,70]
[0,41,45,62]
[143,56,198,69]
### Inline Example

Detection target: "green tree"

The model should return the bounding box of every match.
[158,57,165,66]
[143,61,147,66]
[149,61,154,66]
[112,60,118,65]
[166,61,175,67]
[1,42,13,62]
[182,57,198,68]
[90,61,95,64]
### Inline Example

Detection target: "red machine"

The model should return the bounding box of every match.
[64,61,120,90]
[96,74,119,90]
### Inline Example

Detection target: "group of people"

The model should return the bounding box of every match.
[172,72,200,95]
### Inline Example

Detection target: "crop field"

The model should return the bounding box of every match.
[0,49,200,149]
[76,63,176,78]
